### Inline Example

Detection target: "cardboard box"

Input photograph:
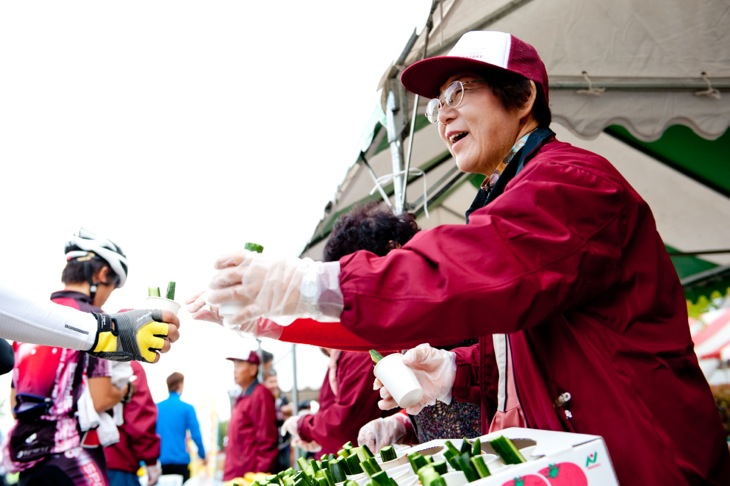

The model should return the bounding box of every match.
[401,427,619,486]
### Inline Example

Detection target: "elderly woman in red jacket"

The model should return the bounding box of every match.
[202,31,730,485]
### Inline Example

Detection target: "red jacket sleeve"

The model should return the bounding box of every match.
[278,319,379,350]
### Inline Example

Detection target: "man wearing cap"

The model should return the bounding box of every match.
[223,349,278,481]
[204,30,730,484]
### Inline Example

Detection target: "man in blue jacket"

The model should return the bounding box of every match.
[156,372,207,482]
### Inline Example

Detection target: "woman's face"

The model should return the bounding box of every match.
[436,73,530,176]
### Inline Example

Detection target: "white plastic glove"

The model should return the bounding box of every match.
[206,251,344,330]
[293,438,322,453]
[357,413,411,453]
[186,290,223,325]
[146,461,162,486]
[186,291,286,339]
[282,415,301,439]
[376,343,456,414]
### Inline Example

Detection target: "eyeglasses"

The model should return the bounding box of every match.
[425,80,488,124]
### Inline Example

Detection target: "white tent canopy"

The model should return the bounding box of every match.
[395,0,730,142]
[302,0,730,275]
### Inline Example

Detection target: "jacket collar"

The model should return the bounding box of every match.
[466,127,555,222]
[242,379,260,397]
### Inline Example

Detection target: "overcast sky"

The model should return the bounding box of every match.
[0,0,429,440]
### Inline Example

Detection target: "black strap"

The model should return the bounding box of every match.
[465,128,555,222]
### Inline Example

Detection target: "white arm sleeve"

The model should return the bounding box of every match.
[0,282,97,350]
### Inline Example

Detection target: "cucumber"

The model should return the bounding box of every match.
[489,436,526,465]
[379,445,397,462]
[369,349,384,364]
[165,281,176,300]
[297,457,312,475]
[470,455,491,478]
[444,450,461,471]
[408,452,430,474]
[369,470,394,486]
[358,444,375,460]
[431,459,448,475]
[444,440,461,456]
[148,287,160,297]
[417,465,447,486]
[361,458,381,477]
[456,453,479,482]
[470,437,481,457]
[345,454,362,474]
[459,438,472,454]
[245,242,265,253]
[294,471,312,486]
[328,459,347,483]
[314,469,333,486]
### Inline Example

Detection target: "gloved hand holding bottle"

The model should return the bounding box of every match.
[376,343,456,414]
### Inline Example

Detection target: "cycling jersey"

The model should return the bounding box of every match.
[2,291,111,486]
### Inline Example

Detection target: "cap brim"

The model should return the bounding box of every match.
[226,357,259,364]
[401,56,508,99]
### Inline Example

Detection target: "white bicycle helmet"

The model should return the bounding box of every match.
[65,228,129,288]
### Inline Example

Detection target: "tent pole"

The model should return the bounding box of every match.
[291,343,304,459]
[386,87,406,214]
[291,343,299,416]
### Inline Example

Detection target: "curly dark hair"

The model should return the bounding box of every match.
[323,201,420,262]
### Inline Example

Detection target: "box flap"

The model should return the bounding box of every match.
[479,427,602,457]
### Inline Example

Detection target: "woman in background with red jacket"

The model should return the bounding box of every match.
[104,361,161,486]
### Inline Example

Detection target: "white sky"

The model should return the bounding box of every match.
[0,0,430,443]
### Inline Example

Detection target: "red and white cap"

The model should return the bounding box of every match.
[401,31,549,103]
[226,348,261,365]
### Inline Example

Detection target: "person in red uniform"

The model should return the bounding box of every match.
[203,31,730,485]
[281,203,415,455]
[223,349,278,481]
[283,348,391,455]
[104,361,162,486]
[282,201,479,454]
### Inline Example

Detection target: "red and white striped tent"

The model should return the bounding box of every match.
[691,308,730,384]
